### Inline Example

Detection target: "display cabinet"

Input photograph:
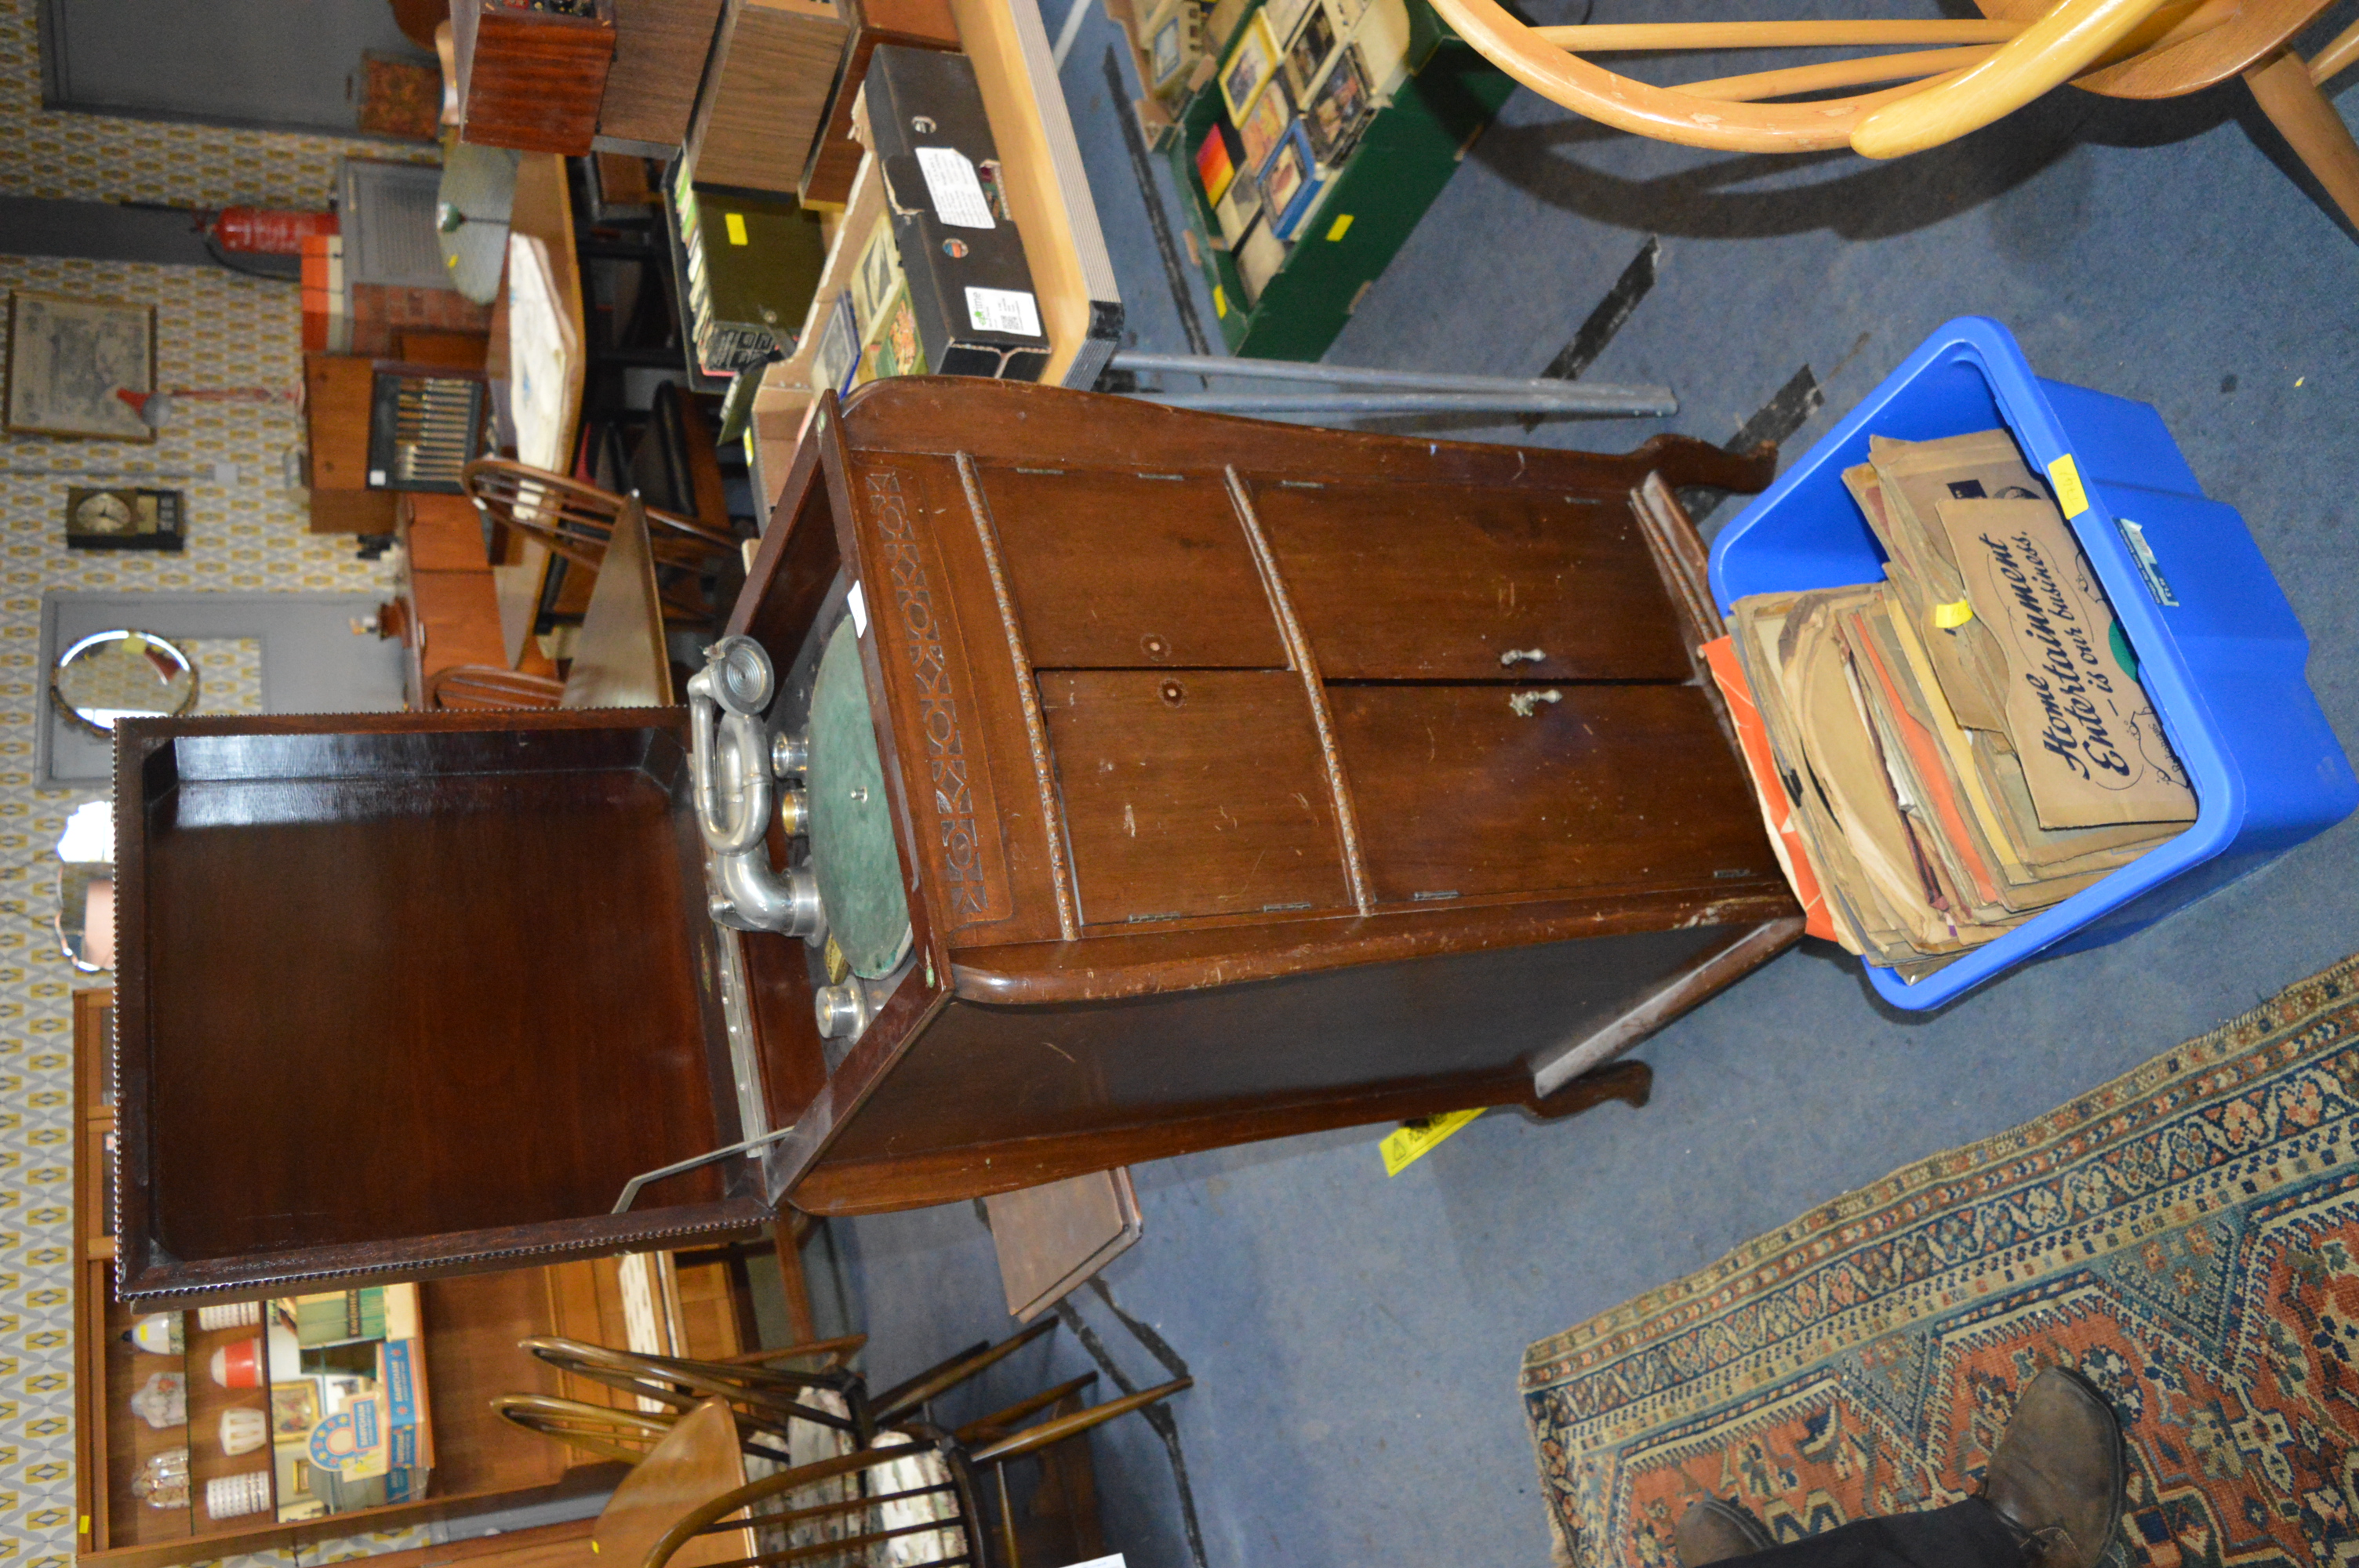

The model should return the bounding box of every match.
[70,992,623,1568]
[732,377,1803,1214]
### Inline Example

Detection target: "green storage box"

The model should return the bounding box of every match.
[1166,0,1510,361]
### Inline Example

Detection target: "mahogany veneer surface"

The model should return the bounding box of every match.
[722,379,1805,1216]
[114,713,761,1301]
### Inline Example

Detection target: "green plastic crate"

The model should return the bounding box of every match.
[1163,0,1510,361]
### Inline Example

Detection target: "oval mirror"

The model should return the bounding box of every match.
[52,629,198,736]
[55,862,113,974]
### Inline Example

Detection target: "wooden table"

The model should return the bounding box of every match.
[562,499,675,708]
[593,1399,750,1568]
[489,152,588,670]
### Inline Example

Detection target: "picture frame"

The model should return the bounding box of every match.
[851,217,903,340]
[270,1380,322,1439]
[1237,76,1293,172]
[1218,12,1281,122]
[1215,169,1263,247]
[1147,0,1203,96]
[1305,42,1374,162]
[5,292,158,443]
[1260,0,1317,53]
[1261,118,1325,239]
[1281,0,1339,98]
[1235,215,1287,304]
[1197,119,1241,207]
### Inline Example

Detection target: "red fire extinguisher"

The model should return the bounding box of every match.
[208,208,340,255]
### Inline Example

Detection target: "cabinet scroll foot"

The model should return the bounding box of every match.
[1514,1059,1653,1123]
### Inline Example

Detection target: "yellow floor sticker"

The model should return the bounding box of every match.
[1381,1107,1485,1175]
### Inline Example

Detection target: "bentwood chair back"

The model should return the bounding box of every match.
[1422,0,2359,231]
[606,1377,1194,1568]
[498,1321,1067,1468]
[461,459,742,623]
[423,665,566,711]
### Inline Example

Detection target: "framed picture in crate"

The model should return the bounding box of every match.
[5,292,157,442]
[1219,11,1281,120]
[1281,0,1339,97]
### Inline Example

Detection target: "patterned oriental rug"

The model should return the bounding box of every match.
[1521,955,2359,1568]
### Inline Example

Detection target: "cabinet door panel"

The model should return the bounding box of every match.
[1251,479,1692,681]
[976,465,1289,669]
[1328,684,1775,904]
[1041,670,1350,924]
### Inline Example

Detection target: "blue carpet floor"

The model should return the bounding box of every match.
[827,9,2359,1568]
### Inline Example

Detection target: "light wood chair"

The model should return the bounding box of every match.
[460,457,741,622]
[423,664,567,710]
[1423,0,2359,230]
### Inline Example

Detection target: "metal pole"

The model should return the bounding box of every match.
[1111,350,1676,404]
[612,1123,800,1213]
[1131,390,1678,416]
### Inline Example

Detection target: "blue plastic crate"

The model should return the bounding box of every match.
[1708,316,2357,1011]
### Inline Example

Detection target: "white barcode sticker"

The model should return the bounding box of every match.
[965,287,1041,338]
[916,147,995,229]
[848,581,870,637]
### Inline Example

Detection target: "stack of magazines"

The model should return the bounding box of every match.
[1707,430,2196,981]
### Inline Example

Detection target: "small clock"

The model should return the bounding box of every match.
[75,492,134,535]
[65,487,186,552]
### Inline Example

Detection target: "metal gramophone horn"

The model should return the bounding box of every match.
[686,636,825,939]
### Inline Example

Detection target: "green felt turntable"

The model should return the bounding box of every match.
[805,619,912,978]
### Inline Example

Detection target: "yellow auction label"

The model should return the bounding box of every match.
[1326,214,1354,241]
[2046,452,2088,518]
[1381,1107,1485,1175]
[725,212,750,245]
[1932,599,1974,629]
[1213,285,1227,318]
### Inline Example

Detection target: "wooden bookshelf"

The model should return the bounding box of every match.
[71,989,620,1568]
[74,979,805,1568]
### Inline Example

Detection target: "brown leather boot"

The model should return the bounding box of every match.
[1674,1497,1775,1566]
[1978,1367,2125,1568]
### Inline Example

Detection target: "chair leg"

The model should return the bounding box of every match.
[766,1215,823,1344]
[994,1464,1023,1568]
[2245,49,2359,234]
[874,1318,1058,1421]
[716,1333,868,1370]
[966,1377,1194,1468]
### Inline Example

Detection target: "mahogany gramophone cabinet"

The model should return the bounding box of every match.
[111,378,1799,1303]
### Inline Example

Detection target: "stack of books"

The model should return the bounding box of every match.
[1711,429,2197,982]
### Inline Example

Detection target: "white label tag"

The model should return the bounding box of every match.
[915,147,995,229]
[965,286,1041,338]
[847,581,870,637]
